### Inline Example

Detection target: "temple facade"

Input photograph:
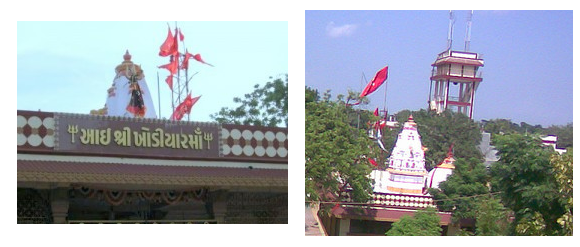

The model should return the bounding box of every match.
[321,116,457,235]
[17,51,288,224]
[17,110,288,224]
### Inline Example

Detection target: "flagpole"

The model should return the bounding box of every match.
[171,59,175,117]
[157,71,161,118]
[175,23,181,120]
[184,56,190,122]
[383,70,388,119]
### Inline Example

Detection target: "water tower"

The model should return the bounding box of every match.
[428,11,484,119]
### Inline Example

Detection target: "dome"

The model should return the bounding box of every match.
[424,146,456,192]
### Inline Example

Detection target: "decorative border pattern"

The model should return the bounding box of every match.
[221,124,288,161]
[369,193,435,209]
[17,111,55,150]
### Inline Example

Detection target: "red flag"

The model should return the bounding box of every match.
[359,66,388,98]
[158,56,179,75]
[159,27,178,57]
[165,75,173,91]
[193,53,214,67]
[181,50,194,70]
[171,94,201,120]
[368,158,379,167]
[373,107,379,116]
[178,28,184,41]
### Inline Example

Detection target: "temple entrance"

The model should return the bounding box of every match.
[66,186,213,223]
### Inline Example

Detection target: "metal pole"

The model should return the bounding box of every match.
[185,58,190,122]
[383,68,388,118]
[157,71,161,118]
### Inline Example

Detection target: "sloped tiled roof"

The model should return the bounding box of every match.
[18,159,287,187]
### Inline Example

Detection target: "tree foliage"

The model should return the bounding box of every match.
[211,75,287,127]
[305,87,373,203]
[551,148,573,235]
[385,207,442,236]
[429,158,490,221]
[544,123,573,149]
[491,133,566,235]
[482,119,572,149]
[474,195,510,236]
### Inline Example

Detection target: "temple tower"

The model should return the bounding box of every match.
[428,11,483,119]
[372,115,427,195]
[97,50,157,118]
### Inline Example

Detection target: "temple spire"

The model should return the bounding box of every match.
[93,50,157,118]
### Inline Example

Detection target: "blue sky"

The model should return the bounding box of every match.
[306,10,573,127]
[17,21,288,122]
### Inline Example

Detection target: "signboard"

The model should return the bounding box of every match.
[54,113,221,159]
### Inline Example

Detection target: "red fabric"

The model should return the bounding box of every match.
[181,51,194,70]
[158,56,179,75]
[178,28,184,41]
[159,27,178,57]
[374,107,379,116]
[171,94,201,121]
[368,158,379,167]
[359,66,388,98]
[165,75,173,91]
[193,53,214,67]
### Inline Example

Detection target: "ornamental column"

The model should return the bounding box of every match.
[50,187,70,224]
[210,190,229,223]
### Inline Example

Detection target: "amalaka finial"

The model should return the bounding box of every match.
[124,50,132,61]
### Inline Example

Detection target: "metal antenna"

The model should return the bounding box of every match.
[447,10,455,51]
[464,10,473,51]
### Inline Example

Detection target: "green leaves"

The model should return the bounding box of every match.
[305,87,373,203]
[474,195,510,236]
[430,158,489,221]
[385,207,442,236]
[210,75,288,127]
[491,133,567,235]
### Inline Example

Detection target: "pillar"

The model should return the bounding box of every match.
[338,218,351,236]
[210,190,229,224]
[50,187,70,224]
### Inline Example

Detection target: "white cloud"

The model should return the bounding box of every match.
[326,21,358,38]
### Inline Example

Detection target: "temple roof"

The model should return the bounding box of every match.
[17,159,287,188]
[114,50,144,80]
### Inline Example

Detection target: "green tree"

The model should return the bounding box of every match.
[482,118,520,136]
[429,158,490,222]
[544,123,573,149]
[385,207,442,236]
[551,148,573,235]
[305,87,373,203]
[474,195,510,236]
[211,75,287,127]
[519,121,544,135]
[491,133,565,235]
